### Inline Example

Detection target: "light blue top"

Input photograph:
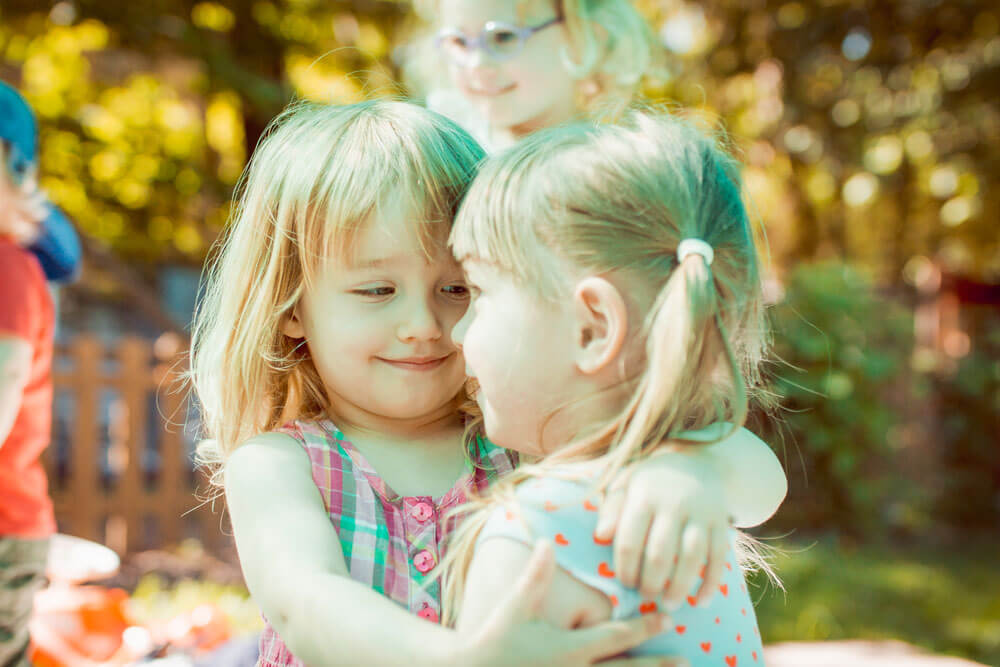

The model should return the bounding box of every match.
[477,474,765,666]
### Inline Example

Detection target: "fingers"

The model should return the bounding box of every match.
[638,514,681,600]
[594,486,625,542]
[611,499,653,589]
[694,526,728,606]
[502,539,556,623]
[569,613,668,663]
[662,523,707,610]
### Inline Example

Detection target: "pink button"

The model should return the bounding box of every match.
[417,603,439,623]
[413,549,436,574]
[412,501,434,523]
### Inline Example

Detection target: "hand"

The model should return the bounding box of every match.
[465,540,688,667]
[593,450,730,610]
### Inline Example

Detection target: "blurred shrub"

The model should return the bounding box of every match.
[761,262,918,536]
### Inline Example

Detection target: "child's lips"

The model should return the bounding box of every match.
[380,354,452,371]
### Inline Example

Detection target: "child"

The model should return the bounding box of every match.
[190,99,784,665]
[443,110,775,666]
[0,81,82,283]
[0,132,57,665]
[408,0,661,151]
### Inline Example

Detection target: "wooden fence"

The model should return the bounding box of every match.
[43,334,229,556]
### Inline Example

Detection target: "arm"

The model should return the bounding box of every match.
[595,425,786,604]
[227,434,667,667]
[0,335,32,446]
[675,424,787,528]
[457,539,678,667]
[225,433,463,666]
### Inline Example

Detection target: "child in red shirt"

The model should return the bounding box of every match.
[0,90,57,667]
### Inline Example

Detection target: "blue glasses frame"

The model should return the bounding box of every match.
[434,17,562,65]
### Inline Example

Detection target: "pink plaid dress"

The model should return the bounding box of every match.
[257,418,517,666]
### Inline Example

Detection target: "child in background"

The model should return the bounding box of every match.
[190,99,784,666]
[0,132,57,667]
[408,0,662,151]
[0,81,82,283]
[444,111,775,666]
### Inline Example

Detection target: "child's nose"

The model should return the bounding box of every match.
[398,297,443,342]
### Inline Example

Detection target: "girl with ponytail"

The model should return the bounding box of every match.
[441,109,779,665]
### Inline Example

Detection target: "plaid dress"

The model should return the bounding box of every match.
[257,419,517,666]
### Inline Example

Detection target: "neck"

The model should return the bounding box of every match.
[325,393,465,443]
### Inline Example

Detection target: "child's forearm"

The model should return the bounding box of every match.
[673,424,787,527]
[270,572,466,666]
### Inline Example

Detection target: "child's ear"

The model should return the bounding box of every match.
[280,308,306,339]
[572,277,627,375]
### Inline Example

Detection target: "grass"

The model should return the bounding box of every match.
[748,537,1000,665]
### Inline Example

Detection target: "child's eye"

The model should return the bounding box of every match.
[442,283,471,298]
[352,286,395,298]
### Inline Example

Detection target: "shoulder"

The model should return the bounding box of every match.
[0,241,43,278]
[224,431,315,498]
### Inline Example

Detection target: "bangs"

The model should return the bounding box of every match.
[450,128,591,296]
[244,100,484,287]
[451,150,559,293]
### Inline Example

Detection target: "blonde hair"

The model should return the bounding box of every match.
[190,100,485,487]
[406,0,664,119]
[438,110,772,624]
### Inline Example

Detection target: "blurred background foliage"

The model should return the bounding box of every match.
[1,0,996,540]
[1,0,998,657]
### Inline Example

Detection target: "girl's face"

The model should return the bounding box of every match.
[288,194,470,431]
[437,0,578,137]
[452,259,578,454]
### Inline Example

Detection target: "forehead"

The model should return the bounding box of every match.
[350,193,452,265]
[439,0,545,26]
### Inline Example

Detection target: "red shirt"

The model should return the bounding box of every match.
[0,237,56,537]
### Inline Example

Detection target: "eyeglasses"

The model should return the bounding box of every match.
[434,17,562,66]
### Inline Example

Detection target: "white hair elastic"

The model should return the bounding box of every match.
[676,238,714,266]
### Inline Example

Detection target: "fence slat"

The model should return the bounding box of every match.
[47,334,227,558]
[67,337,101,543]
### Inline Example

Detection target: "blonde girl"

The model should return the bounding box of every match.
[407,0,662,150]
[190,99,783,666]
[443,110,775,666]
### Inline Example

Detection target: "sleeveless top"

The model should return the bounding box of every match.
[258,419,517,667]
[477,475,765,667]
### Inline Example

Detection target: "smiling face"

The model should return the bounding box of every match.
[437,0,579,138]
[452,259,579,454]
[286,193,470,431]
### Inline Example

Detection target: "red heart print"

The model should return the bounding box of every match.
[752,651,758,661]
[554,533,569,546]
[583,499,598,511]
[700,642,711,653]
[598,562,615,578]
[504,510,515,520]
[725,562,733,571]
[544,501,558,512]
[736,633,742,642]
[741,608,747,616]
[593,534,612,546]
[609,594,618,606]
[686,595,698,606]
[725,657,737,667]
[715,617,721,624]
[639,601,657,614]
[675,625,686,634]
[719,584,729,596]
